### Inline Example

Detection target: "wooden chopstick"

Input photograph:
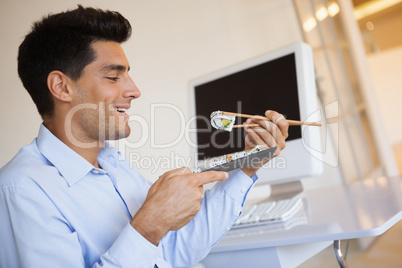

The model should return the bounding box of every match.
[232,124,260,128]
[222,111,321,127]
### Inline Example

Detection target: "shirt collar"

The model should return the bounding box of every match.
[36,124,120,187]
[98,143,121,169]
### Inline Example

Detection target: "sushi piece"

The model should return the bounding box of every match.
[210,110,236,132]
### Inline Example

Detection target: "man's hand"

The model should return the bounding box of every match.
[131,167,228,245]
[242,110,289,177]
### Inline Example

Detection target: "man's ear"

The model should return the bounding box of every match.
[47,71,73,102]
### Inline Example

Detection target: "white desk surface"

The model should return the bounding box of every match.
[212,175,402,253]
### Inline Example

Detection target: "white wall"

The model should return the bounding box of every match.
[0,0,303,182]
[367,46,402,146]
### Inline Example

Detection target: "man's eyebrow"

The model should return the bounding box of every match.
[100,64,130,72]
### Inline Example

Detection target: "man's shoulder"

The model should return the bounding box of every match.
[0,140,52,188]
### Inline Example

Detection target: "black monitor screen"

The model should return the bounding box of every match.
[194,53,301,160]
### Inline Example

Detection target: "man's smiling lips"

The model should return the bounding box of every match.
[115,107,128,113]
[112,105,130,120]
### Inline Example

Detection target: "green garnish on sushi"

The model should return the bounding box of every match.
[221,119,232,127]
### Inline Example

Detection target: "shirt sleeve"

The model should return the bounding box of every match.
[0,184,160,268]
[0,185,86,268]
[160,169,258,267]
[98,224,160,268]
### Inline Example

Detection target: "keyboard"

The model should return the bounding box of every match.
[232,197,304,229]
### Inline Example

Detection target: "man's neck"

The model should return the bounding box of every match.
[43,118,104,169]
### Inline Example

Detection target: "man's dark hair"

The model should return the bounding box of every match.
[18,5,132,118]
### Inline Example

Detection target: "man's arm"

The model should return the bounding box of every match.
[0,179,158,268]
[143,110,289,266]
[160,168,257,266]
[130,168,229,245]
[0,186,86,267]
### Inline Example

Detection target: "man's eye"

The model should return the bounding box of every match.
[106,77,120,82]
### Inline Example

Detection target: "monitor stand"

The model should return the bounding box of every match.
[266,180,304,202]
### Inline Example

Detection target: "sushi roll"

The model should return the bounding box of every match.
[210,110,236,132]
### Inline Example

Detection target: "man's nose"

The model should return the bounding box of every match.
[123,76,141,99]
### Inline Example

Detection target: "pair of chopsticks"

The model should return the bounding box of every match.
[221,111,322,128]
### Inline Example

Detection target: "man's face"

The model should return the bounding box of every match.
[69,41,141,143]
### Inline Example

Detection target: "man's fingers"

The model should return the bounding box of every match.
[244,124,273,149]
[161,166,191,179]
[258,119,286,150]
[192,171,229,186]
[161,168,227,189]
[266,110,289,138]
[250,119,285,148]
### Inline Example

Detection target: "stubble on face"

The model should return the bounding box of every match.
[72,85,131,145]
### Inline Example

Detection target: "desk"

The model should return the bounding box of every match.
[201,176,402,267]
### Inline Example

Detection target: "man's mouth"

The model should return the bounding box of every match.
[114,107,128,114]
[112,105,130,120]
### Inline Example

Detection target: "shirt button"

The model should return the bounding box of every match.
[241,188,247,193]
[93,170,100,174]
[226,226,231,231]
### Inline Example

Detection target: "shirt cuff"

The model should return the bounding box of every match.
[103,223,159,268]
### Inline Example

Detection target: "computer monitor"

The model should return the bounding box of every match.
[188,42,323,194]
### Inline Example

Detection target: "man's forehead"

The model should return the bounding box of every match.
[91,41,130,71]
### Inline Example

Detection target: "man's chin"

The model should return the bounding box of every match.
[118,127,131,140]
[106,126,131,140]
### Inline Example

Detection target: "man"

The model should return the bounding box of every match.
[0,5,288,268]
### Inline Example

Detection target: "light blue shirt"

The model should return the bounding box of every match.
[0,124,257,268]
